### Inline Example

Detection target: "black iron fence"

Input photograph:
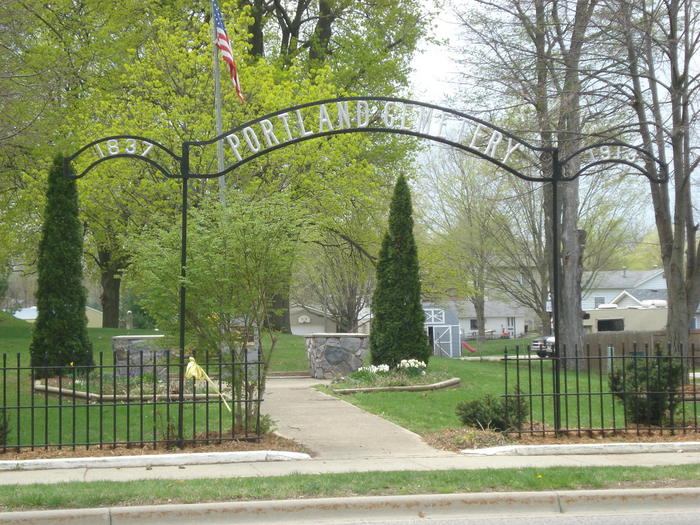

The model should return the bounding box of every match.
[503,343,699,436]
[0,349,262,452]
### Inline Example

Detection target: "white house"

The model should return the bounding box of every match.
[581,269,667,310]
[582,269,700,332]
[445,300,536,339]
[289,304,371,336]
[12,305,104,328]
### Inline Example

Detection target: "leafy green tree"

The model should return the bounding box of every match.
[127,190,304,401]
[370,175,430,368]
[2,0,426,332]
[30,156,93,378]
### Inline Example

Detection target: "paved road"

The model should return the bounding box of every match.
[306,514,700,525]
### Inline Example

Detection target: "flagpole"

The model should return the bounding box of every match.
[211,0,226,205]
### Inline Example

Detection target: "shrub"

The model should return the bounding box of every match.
[456,390,528,432]
[609,350,685,426]
[370,175,431,368]
[30,156,93,377]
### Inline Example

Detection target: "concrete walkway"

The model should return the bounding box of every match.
[262,377,455,459]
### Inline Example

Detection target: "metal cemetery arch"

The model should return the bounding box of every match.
[65,96,668,441]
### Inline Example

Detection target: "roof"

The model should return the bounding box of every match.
[13,306,37,320]
[626,289,667,301]
[446,300,534,318]
[584,269,664,290]
[12,305,102,321]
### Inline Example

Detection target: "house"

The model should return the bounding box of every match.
[581,269,667,310]
[445,300,536,339]
[289,304,337,335]
[289,304,371,336]
[12,306,104,328]
[581,268,700,333]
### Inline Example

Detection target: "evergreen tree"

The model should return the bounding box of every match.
[370,175,430,368]
[30,156,93,377]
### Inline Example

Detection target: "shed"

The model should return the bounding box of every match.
[423,304,461,358]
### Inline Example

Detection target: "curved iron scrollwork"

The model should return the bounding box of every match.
[562,141,668,183]
[187,96,548,182]
[63,135,181,179]
[184,96,666,185]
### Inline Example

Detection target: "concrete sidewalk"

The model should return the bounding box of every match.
[2,376,700,486]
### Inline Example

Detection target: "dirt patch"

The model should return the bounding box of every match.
[424,425,700,452]
[0,433,311,461]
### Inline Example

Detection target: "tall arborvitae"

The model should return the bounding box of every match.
[370,175,430,368]
[30,156,93,377]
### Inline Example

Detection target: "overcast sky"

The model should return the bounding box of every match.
[410,0,465,104]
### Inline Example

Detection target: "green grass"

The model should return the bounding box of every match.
[334,355,699,435]
[337,358,505,434]
[0,316,292,448]
[461,336,536,356]
[0,313,307,371]
[264,332,307,372]
[1,464,699,511]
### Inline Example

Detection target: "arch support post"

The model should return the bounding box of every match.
[551,149,562,436]
[177,143,190,448]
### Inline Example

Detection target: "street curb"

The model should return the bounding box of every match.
[0,451,311,471]
[1,488,699,524]
[461,441,700,456]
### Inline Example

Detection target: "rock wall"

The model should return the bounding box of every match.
[112,335,174,378]
[305,333,369,379]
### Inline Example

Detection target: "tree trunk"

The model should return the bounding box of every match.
[97,247,126,329]
[100,269,121,328]
[239,0,265,57]
[309,0,334,62]
[472,294,486,342]
[268,292,291,333]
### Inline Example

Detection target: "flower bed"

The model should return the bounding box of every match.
[330,359,460,394]
[33,375,233,403]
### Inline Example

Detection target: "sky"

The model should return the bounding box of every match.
[409,0,464,104]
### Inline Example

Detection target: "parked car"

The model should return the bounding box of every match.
[530,336,555,357]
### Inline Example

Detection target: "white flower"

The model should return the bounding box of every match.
[397,359,426,369]
[358,364,390,374]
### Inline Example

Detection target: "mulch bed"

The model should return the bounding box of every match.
[424,425,700,452]
[0,433,311,461]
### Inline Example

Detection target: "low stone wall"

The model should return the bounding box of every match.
[305,333,369,379]
[112,335,175,378]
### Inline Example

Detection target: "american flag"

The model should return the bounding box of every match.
[212,0,244,102]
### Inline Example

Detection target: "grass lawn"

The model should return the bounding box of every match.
[264,332,308,372]
[1,464,700,511]
[2,315,697,448]
[0,314,306,449]
[460,336,536,357]
[332,355,699,436]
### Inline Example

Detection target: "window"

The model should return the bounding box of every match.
[594,296,606,308]
[692,317,698,330]
[597,319,624,332]
[470,319,478,330]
